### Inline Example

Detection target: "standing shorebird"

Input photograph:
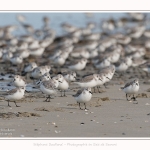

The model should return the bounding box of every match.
[68,58,88,71]
[9,75,26,87]
[5,86,25,107]
[72,88,92,110]
[120,79,139,104]
[73,74,100,88]
[57,74,69,97]
[39,79,58,102]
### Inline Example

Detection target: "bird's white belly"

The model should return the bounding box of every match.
[40,84,56,95]
[76,93,92,103]
[58,81,69,90]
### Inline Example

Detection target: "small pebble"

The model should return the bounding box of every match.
[52,122,56,125]
[80,123,85,125]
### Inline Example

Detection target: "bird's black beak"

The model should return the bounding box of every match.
[59,81,62,83]
[37,81,40,85]
[106,77,110,80]
[49,70,53,74]
[25,90,30,93]
[99,78,103,81]
[136,83,138,86]
[89,91,92,94]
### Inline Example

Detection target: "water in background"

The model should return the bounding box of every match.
[0,12,127,36]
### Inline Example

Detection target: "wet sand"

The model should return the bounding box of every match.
[0,68,150,137]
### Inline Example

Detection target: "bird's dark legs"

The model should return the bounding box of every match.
[126,94,129,101]
[104,83,109,89]
[60,90,67,97]
[44,95,51,102]
[97,86,103,93]
[93,87,96,93]
[8,101,11,107]
[14,101,20,107]
[84,103,88,110]
[64,90,67,97]
[60,90,63,97]
[78,103,83,110]
[131,95,138,104]
[44,96,49,102]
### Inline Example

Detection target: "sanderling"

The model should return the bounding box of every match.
[22,62,37,75]
[54,55,66,67]
[84,32,101,40]
[68,58,88,71]
[22,23,34,34]
[16,14,26,23]
[72,87,92,110]
[29,47,45,57]
[49,50,62,61]
[10,75,26,87]
[39,79,58,102]
[120,79,139,104]
[17,41,28,51]
[101,18,116,31]
[2,52,13,62]
[96,73,107,92]
[62,71,76,82]
[5,86,25,107]
[73,74,100,88]
[61,23,77,33]
[144,30,150,38]
[128,13,146,21]
[131,58,147,67]
[95,58,111,69]
[35,72,51,87]
[10,56,23,65]
[140,62,150,76]
[57,74,69,97]
[31,65,51,79]
[15,49,30,59]
[115,61,129,72]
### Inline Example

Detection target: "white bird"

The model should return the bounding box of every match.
[40,79,58,102]
[68,58,88,71]
[72,87,92,110]
[57,74,69,97]
[120,79,139,103]
[5,86,25,107]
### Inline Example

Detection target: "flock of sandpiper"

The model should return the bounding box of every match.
[0,13,149,110]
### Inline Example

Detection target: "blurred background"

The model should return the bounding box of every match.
[0,12,130,36]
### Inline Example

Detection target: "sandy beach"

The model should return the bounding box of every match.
[0,66,150,138]
[0,12,149,139]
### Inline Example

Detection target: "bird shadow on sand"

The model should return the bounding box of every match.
[60,106,78,110]
[111,98,126,101]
